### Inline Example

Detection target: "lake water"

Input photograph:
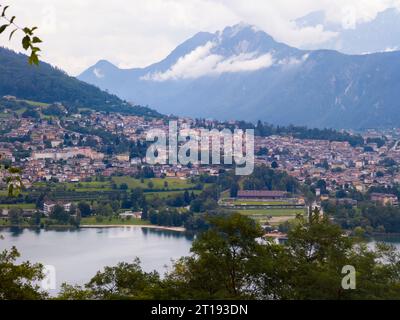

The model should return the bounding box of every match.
[1,227,400,296]
[370,236,400,250]
[0,227,194,295]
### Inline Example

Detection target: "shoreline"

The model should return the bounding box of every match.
[0,224,186,233]
[80,224,186,232]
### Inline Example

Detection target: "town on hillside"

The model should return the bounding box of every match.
[1,95,400,236]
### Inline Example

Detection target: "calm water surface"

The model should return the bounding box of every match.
[370,236,400,250]
[0,227,193,294]
[1,227,399,295]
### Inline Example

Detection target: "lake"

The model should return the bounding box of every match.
[0,227,194,295]
[1,227,400,296]
[370,236,400,250]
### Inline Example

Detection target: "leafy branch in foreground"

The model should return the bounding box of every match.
[0,4,42,65]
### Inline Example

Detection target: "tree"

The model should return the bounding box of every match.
[50,205,70,224]
[278,210,354,299]
[141,201,148,221]
[256,147,268,156]
[9,208,23,225]
[131,188,145,211]
[168,213,264,299]
[57,283,93,300]
[183,190,191,205]
[52,212,400,300]
[119,183,128,190]
[84,258,161,300]
[230,182,239,198]
[21,108,40,119]
[0,4,42,65]
[110,200,120,212]
[0,246,47,299]
[31,211,42,226]
[94,203,113,217]
[68,203,78,216]
[78,202,92,217]
[271,161,279,169]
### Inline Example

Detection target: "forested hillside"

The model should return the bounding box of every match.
[0,47,161,117]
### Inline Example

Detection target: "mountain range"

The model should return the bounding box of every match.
[79,22,400,129]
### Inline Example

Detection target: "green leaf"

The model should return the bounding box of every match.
[29,52,39,66]
[23,27,32,35]
[9,28,17,40]
[22,35,30,50]
[10,16,15,24]
[1,5,9,17]
[32,36,42,43]
[0,24,8,34]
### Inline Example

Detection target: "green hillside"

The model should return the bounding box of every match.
[0,47,162,118]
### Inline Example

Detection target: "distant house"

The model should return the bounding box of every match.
[43,201,72,215]
[370,193,398,206]
[119,211,142,219]
[237,190,288,200]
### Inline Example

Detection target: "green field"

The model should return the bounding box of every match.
[34,177,196,192]
[64,181,112,191]
[0,203,36,209]
[112,177,195,190]
[146,190,202,200]
[35,181,112,193]
[231,208,304,225]
[233,208,305,217]
[0,217,34,227]
[20,99,50,108]
[15,108,27,115]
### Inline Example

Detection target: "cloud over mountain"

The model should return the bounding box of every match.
[8,1,400,75]
[141,40,274,81]
[79,23,400,129]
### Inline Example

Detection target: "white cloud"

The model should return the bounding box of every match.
[3,0,400,75]
[323,0,400,27]
[215,52,274,73]
[141,42,274,81]
[278,54,310,66]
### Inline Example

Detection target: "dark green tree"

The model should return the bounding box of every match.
[0,247,47,299]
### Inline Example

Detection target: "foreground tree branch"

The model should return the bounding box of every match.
[0,4,42,65]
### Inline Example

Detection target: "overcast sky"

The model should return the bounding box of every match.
[3,0,400,75]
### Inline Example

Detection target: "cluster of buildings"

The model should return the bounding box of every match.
[2,99,400,203]
[253,134,400,193]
